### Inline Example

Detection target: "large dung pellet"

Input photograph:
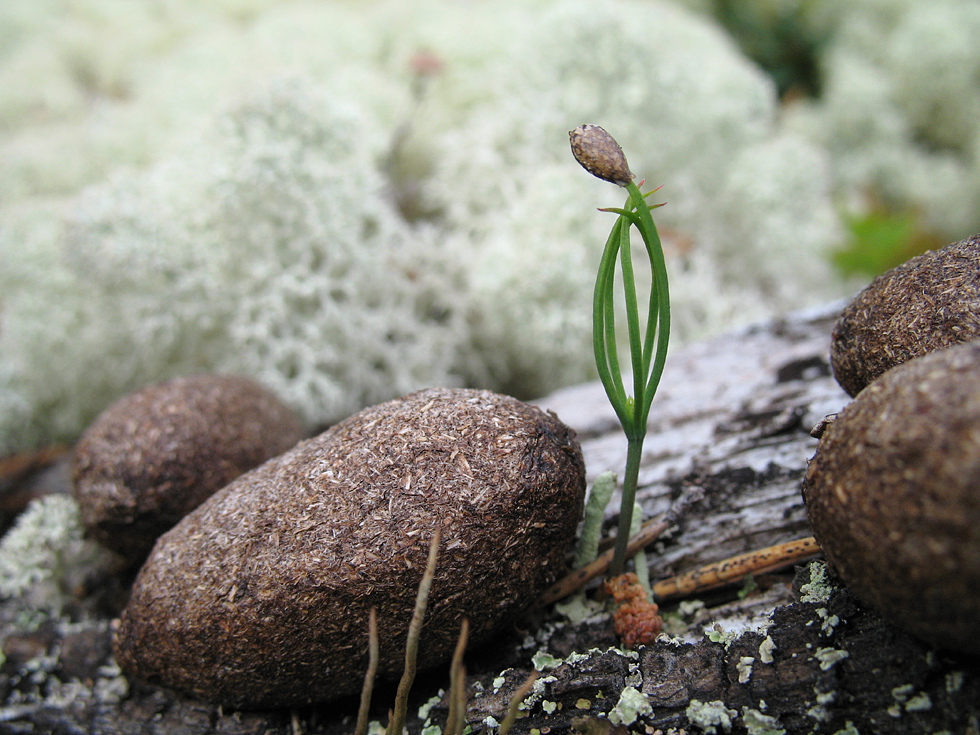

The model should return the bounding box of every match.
[72,374,303,561]
[831,235,980,397]
[804,341,980,654]
[113,387,585,708]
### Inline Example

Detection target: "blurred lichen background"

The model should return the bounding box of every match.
[1,0,977,455]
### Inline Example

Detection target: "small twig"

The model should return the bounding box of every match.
[535,515,671,607]
[0,444,69,488]
[444,618,469,735]
[653,536,822,601]
[497,671,538,735]
[387,529,441,735]
[354,607,379,735]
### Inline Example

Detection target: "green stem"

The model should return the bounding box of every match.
[610,434,644,576]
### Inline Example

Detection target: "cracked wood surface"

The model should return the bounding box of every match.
[2,302,979,733]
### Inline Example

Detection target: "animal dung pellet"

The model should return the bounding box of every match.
[72,374,303,562]
[113,387,586,707]
[804,341,980,654]
[830,235,980,397]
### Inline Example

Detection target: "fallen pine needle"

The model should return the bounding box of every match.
[498,671,538,735]
[444,618,469,735]
[536,515,671,607]
[653,536,821,601]
[387,529,441,735]
[354,607,379,735]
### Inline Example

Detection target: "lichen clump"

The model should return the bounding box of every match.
[114,388,586,708]
[0,495,113,619]
[0,0,848,457]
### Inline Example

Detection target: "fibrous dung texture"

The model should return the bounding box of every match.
[72,374,304,562]
[114,388,586,708]
[831,236,980,397]
[805,341,980,654]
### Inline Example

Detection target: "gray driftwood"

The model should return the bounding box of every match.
[2,302,979,734]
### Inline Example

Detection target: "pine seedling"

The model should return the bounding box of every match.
[569,124,671,579]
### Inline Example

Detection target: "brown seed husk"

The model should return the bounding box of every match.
[831,235,980,397]
[569,124,634,187]
[113,387,586,708]
[72,374,303,562]
[804,341,980,654]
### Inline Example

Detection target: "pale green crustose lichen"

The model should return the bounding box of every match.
[759,635,776,663]
[686,699,738,734]
[531,651,563,671]
[741,706,786,735]
[607,686,653,726]
[814,647,849,671]
[737,656,756,683]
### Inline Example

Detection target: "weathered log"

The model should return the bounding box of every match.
[2,302,978,733]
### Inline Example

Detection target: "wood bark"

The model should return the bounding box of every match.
[1,302,978,733]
